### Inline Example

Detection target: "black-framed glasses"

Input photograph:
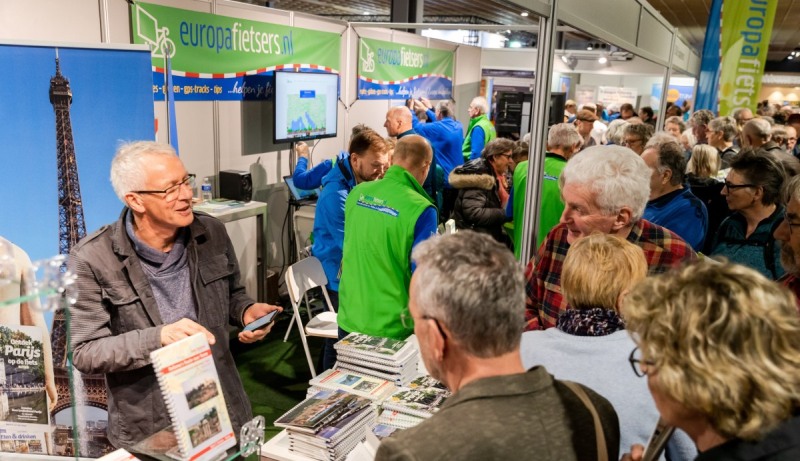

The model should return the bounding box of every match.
[133,174,195,203]
[628,347,655,377]
[400,309,447,339]
[784,214,800,234]
[623,137,642,147]
[722,180,757,191]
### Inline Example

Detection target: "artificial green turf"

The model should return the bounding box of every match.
[230,312,325,444]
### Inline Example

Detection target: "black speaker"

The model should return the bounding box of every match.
[219,170,253,202]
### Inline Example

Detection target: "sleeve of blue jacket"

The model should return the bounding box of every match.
[293,158,333,190]
[470,126,485,160]
[410,207,438,272]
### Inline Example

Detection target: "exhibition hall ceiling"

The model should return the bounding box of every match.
[234,0,800,64]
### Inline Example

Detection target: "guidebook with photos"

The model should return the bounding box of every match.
[334,334,414,361]
[309,369,397,401]
[381,386,449,419]
[148,333,236,461]
[275,389,370,435]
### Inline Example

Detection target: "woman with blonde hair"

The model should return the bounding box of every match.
[686,144,729,253]
[622,261,800,460]
[522,233,696,460]
[686,144,720,179]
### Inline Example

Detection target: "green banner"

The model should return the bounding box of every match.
[358,38,453,100]
[131,2,341,100]
[718,0,777,116]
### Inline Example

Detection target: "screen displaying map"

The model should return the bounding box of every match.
[274,71,339,143]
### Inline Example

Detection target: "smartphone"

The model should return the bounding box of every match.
[242,310,279,332]
[642,417,675,461]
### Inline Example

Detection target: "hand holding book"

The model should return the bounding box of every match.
[160,318,216,346]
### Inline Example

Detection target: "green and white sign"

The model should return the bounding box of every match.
[718,0,777,115]
[131,2,341,100]
[358,38,453,100]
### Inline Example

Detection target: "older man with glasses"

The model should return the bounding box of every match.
[69,141,282,455]
[774,175,800,307]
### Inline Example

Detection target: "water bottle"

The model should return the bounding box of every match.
[201,177,213,202]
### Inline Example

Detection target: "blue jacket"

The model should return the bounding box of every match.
[292,150,346,190]
[643,188,708,251]
[411,109,464,187]
[311,153,356,291]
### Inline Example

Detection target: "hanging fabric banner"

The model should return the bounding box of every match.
[357,38,453,100]
[694,0,721,112]
[718,0,778,116]
[131,2,341,101]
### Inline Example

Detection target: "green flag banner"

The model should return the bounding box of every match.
[358,37,453,100]
[131,2,341,101]
[718,0,777,115]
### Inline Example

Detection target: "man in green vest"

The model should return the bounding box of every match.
[462,96,497,162]
[509,123,582,259]
[338,135,438,340]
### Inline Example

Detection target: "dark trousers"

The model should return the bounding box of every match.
[320,289,340,372]
[441,188,459,223]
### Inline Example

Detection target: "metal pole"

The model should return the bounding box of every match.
[518,2,558,264]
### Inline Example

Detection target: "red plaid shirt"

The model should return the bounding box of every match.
[525,220,697,330]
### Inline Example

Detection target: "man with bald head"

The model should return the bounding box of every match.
[338,135,438,340]
[385,106,415,138]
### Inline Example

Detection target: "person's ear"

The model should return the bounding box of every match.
[662,168,673,185]
[611,207,633,231]
[126,192,146,213]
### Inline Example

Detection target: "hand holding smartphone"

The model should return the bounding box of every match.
[242,309,279,332]
[642,417,675,461]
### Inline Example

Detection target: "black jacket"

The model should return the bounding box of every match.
[449,158,510,246]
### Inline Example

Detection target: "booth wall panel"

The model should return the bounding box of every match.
[558,0,640,48]
[672,38,691,73]
[637,10,673,61]
[0,0,101,43]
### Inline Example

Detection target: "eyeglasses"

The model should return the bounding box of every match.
[400,309,448,339]
[784,214,800,234]
[133,174,195,203]
[628,347,655,377]
[623,137,642,146]
[722,181,757,191]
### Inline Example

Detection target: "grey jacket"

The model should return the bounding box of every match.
[69,209,254,450]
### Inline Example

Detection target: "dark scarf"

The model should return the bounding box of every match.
[555,308,626,336]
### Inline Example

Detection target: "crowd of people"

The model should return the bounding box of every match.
[59,94,800,460]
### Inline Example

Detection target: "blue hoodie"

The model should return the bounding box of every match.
[311,152,356,291]
[411,109,464,187]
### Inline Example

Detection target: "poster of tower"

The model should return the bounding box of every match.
[0,42,155,457]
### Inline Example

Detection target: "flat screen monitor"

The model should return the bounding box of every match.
[284,175,321,204]
[273,71,339,144]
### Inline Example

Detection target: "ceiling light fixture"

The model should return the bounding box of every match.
[362,11,369,15]
[561,55,570,64]
[509,41,522,48]
[521,11,529,17]
[598,55,608,64]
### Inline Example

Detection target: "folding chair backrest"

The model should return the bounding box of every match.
[285,256,329,305]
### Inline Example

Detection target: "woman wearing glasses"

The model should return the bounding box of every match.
[521,233,696,460]
[449,137,516,248]
[622,261,800,460]
[710,148,787,279]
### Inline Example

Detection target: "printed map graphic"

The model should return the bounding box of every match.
[287,93,326,137]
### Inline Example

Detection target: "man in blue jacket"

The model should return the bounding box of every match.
[411,98,464,221]
[311,126,389,369]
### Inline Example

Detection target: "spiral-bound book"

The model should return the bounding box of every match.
[149,333,236,461]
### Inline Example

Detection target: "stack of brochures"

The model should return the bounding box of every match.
[275,389,377,461]
[306,368,398,402]
[333,333,419,386]
[376,375,451,429]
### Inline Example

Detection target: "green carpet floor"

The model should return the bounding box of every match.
[229,307,325,444]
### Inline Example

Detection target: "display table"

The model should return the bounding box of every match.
[194,200,268,302]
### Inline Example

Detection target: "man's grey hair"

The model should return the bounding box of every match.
[782,174,800,205]
[732,107,754,125]
[745,118,772,141]
[110,141,177,203]
[560,145,651,221]
[410,231,525,358]
[649,140,687,186]
[646,132,681,150]
[709,116,738,142]
[436,100,454,119]
[624,123,654,144]
[605,120,629,145]
[691,109,715,127]
[470,96,489,115]
[547,123,582,149]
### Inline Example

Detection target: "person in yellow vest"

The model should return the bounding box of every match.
[462,96,497,162]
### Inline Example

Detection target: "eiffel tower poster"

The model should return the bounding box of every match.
[0,43,155,457]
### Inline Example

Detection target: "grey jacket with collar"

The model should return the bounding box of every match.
[69,209,253,450]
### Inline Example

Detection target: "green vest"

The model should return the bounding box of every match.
[511,154,567,260]
[462,114,496,160]
[338,166,435,340]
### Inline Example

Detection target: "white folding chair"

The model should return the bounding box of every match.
[284,256,338,377]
